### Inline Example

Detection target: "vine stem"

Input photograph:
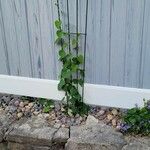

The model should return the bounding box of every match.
[76,0,79,91]
[56,0,68,110]
[66,0,72,112]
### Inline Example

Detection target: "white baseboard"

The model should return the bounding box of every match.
[0,75,150,108]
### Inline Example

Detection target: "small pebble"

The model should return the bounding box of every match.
[33,111,39,116]
[25,106,31,112]
[21,108,25,112]
[97,110,105,116]
[17,108,22,113]
[14,100,20,107]
[111,109,118,116]
[23,101,29,106]
[112,118,117,126]
[17,112,23,119]
[19,102,24,108]
[107,114,114,121]
[31,108,34,113]
[61,107,65,112]
[61,124,66,128]
[28,102,34,108]
[75,114,80,118]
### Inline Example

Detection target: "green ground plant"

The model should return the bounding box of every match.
[120,99,150,136]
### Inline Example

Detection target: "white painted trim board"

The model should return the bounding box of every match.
[0,75,150,108]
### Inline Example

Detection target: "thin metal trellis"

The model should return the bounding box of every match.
[66,0,71,55]
[56,0,63,50]
[82,0,89,103]
[56,0,89,104]
[76,0,79,91]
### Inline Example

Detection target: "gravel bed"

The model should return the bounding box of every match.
[0,93,124,129]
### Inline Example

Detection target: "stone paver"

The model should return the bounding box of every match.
[0,113,149,150]
[5,114,69,149]
[65,115,127,150]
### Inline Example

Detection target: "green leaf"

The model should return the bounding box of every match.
[56,30,63,38]
[55,38,64,45]
[72,57,79,65]
[43,105,50,113]
[38,98,46,105]
[72,39,77,48]
[58,79,65,90]
[77,55,84,64]
[55,20,61,29]
[78,79,84,86]
[63,43,68,49]
[70,86,78,96]
[61,69,72,78]
[68,108,73,116]
[59,49,66,58]
[72,79,84,86]
[46,100,54,106]
[72,79,78,84]
[79,69,84,77]
[71,64,78,72]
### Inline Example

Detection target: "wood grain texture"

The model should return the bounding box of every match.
[0,1,10,74]
[109,0,126,86]
[0,0,20,75]
[12,0,32,77]
[141,0,150,89]
[0,0,150,89]
[25,0,44,78]
[124,0,145,88]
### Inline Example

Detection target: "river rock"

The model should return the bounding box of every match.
[86,115,99,126]
[111,109,118,116]
[19,102,24,108]
[17,112,23,119]
[107,114,114,121]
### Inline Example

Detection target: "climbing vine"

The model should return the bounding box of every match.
[55,1,89,116]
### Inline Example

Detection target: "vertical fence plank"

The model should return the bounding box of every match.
[38,0,56,79]
[0,0,20,75]
[124,0,145,88]
[0,1,9,74]
[25,0,44,78]
[12,0,32,77]
[86,0,111,84]
[109,0,126,86]
[141,0,150,89]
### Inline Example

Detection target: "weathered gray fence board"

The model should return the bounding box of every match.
[109,0,126,86]
[0,0,150,89]
[12,0,32,77]
[124,0,145,88]
[141,0,150,89]
[0,7,8,75]
[86,0,110,84]
[38,0,57,79]
[0,0,20,75]
[25,0,45,78]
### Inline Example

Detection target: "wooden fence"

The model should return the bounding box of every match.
[0,0,150,89]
